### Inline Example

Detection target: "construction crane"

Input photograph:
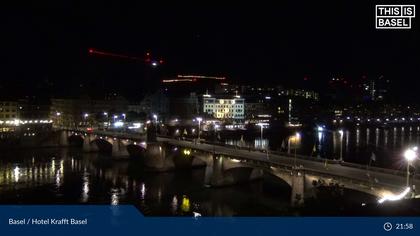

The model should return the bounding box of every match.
[87,47,165,67]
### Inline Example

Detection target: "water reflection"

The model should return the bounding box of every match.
[393,127,397,148]
[111,188,119,205]
[139,183,146,200]
[81,171,89,202]
[181,195,190,213]
[171,195,178,214]
[366,128,370,145]
[13,166,20,182]
[0,127,418,216]
[356,129,360,147]
[223,125,420,168]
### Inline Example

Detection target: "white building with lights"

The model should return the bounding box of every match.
[202,95,244,122]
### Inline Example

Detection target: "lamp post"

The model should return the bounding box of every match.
[55,112,61,128]
[196,117,202,141]
[153,114,158,135]
[83,113,89,129]
[103,112,108,129]
[404,147,417,187]
[212,124,219,153]
[293,132,300,167]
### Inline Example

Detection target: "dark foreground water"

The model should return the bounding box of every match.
[0,148,419,216]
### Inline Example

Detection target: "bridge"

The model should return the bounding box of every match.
[35,128,420,206]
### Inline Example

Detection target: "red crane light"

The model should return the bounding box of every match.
[88,47,165,65]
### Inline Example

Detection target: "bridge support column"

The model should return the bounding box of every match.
[112,139,129,158]
[59,130,69,146]
[207,156,263,187]
[291,169,305,206]
[203,154,217,186]
[144,143,175,171]
[83,134,99,152]
[203,155,222,186]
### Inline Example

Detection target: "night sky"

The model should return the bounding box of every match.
[0,1,418,100]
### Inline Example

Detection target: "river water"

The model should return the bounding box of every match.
[0,146,419,216]
[225,125,420,170]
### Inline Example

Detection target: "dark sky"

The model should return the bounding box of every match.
[0,1,419,99]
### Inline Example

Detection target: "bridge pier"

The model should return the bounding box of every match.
[59,130,69,146]
[111,139,130,158]
[206,155,263,187]
[82,134,99,152]
[290,170,305,206]
[143,143,168,170]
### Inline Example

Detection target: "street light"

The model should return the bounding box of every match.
[83,113,89,128]
[293,132,301,167]
[152,114,158,136]
[339,129,344,161]
[404,147,417,187]
[196,117,202,141]
[55,112,61,128]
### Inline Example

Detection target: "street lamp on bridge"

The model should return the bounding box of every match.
[404,147,417,187]
[293,132,300,167]
[195,117,203,142]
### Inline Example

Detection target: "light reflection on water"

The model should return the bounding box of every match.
[1,125,419,216]
[0,148,306,216]
[225,125,420,168]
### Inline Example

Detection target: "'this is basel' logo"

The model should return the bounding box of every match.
[376,5,415,29]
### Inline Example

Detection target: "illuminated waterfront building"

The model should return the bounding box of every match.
[202,94,244,122]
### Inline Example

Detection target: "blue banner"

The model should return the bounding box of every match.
[0,205,418,236]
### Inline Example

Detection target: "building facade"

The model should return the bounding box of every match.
[203,95,244,122]
[50,96,128,128]
[0,100,18,120]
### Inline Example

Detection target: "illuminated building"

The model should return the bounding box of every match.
[203,94,244,122]
[0,100,18,120]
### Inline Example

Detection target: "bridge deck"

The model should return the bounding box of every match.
[160,137,420,192]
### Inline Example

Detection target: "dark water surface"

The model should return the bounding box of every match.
[225,125,420,170]
[0,148,418,216]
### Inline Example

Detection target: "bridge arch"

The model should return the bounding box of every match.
[91,137,113,153]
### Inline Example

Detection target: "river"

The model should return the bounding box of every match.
[0,146,419,216]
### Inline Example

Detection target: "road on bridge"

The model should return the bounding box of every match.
[159,137,420,194]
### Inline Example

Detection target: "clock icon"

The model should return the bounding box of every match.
[384,222,393,231]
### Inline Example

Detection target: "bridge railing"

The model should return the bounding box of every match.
[59,128,147,141]
[160,135,420,180]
